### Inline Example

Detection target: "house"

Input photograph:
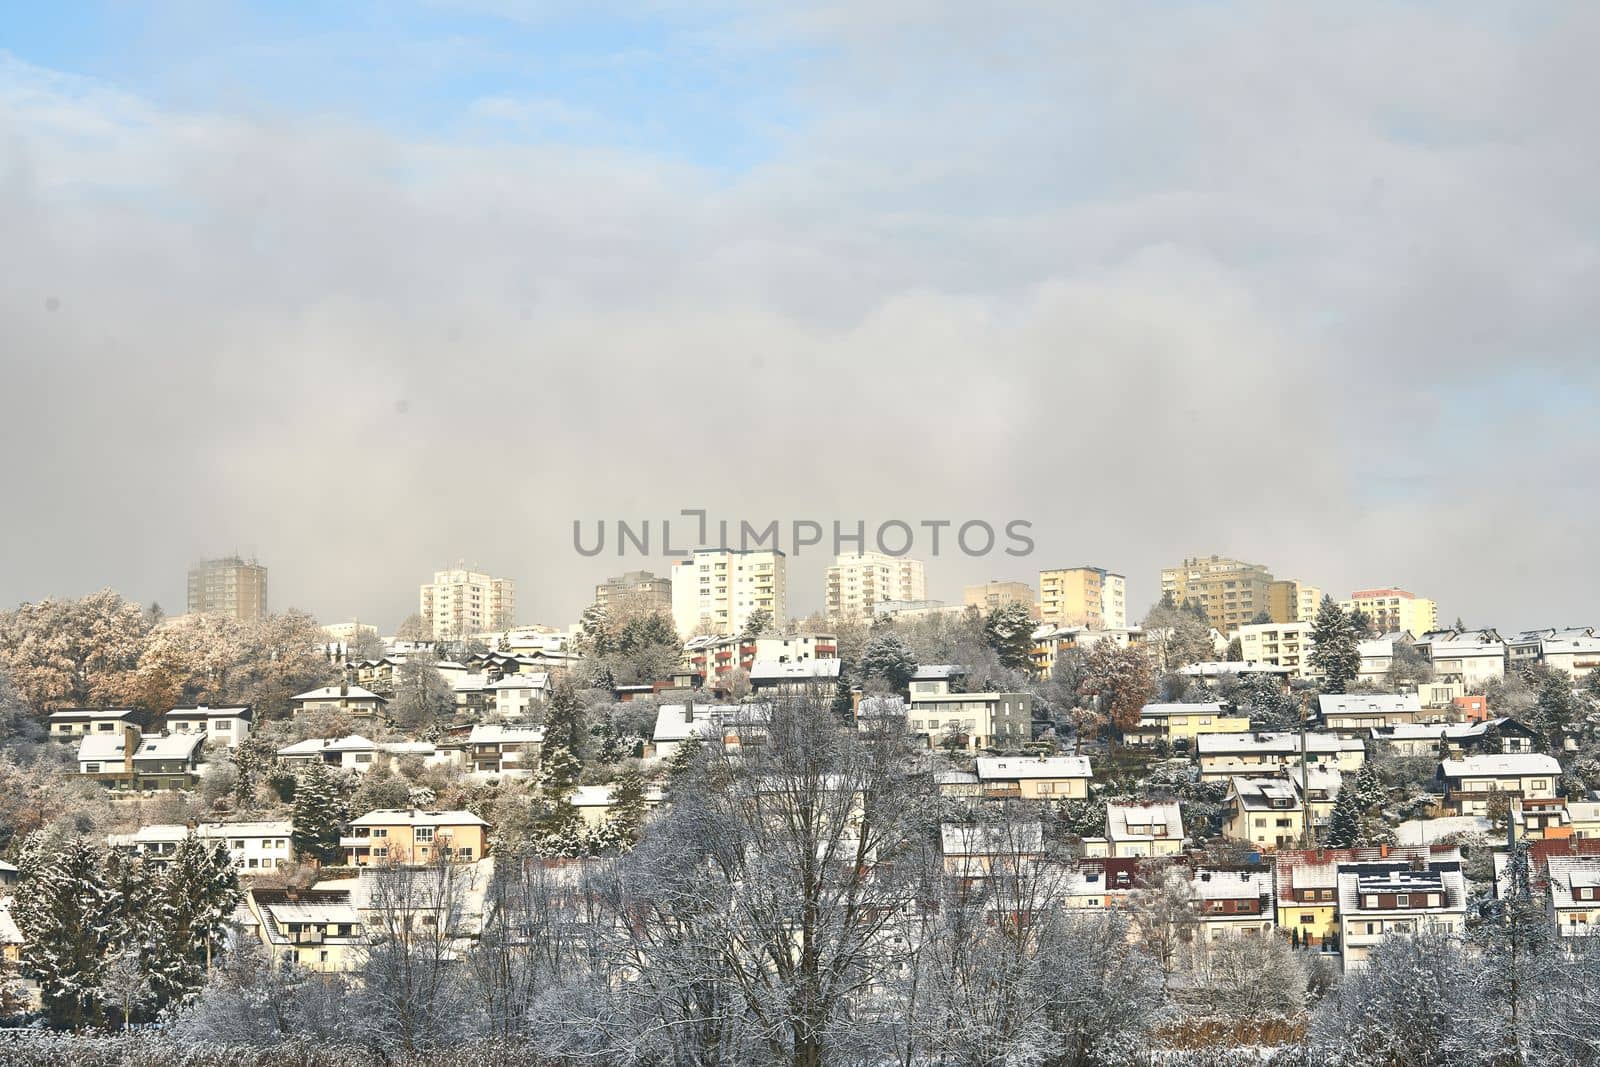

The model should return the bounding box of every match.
[1128,703,1252,748]
[1223,776,1306,851]
[342,809,489,866]
[108,820,294,872]
[1513,797,1572,841]
[683,633,838,680]
[277,735,379,771]
[1196,731,1365,780]
[1415,629,1507,689]
[939,821,1044,880]
[0,859,17,888]
[935,769,982,798]
[163,705,253,748]
[1272,845,1458,949]
[1567,802,1600,840]
[488,674,549,719]
[1190,867,1276,943]
[1436,753,1561,816]
[1369,717,1538,758]
[974,756,1092,800]
[748,658,843,695]
[1338,854,1467,971]
[1508,627,1600,681]
[854,694,908,734]
[1545,855,1600,938]
[1105,801,1184,858]
[1236,621,1316,679]
[290,684,389,723]
[909,688,1034,752]
[569,783,665,829]
[49,708,140,740]
[466,723,546,777]
[77,729,206,791]
[1356,632,1416,686]
[1061,858,1141,911]
[0,902,22,963]
[1317,693,1425,734]
[649,703,773,762]
[246,888,364,972]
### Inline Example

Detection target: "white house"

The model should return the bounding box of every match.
[488,674,549,720]
[1436,753,1561,816]
[1338,853,1467,971]
[1317,693,1425,733]
[109,820,294,872]
[49,708,140,740]
[1415,629,1507,689]
[164,705,253,748]
[1196,731,1366,780]
[1105,801,1184,858]
[277,735,379,771]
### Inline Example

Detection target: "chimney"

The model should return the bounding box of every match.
[1380,843,1391,859]
[123,725,139,778]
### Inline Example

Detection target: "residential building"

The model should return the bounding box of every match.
[1546,856,1600,938]
[1370,717,1538,758]
[593,569,673,616]
[163,705,252,748]
[487,674,549,719]
[908,677,1034,752]
[1338,855,1467,971]
[940,821,1044,880]
[1437,753,1561,816]
[321,621,379,645]
[246,888,363,972]
[1159,556,1275,634]
[277,734,379,770]
[749,658,843,695]
[683,632,837,680]
[290,684,389,723]
[1317,693,1426,734]
[48,708,141,740]
[187,556,268,621]
[466,723,546,777]
[649,703,773,763]
[963,581,1037,616]
[1568,802,1600,840]
[1507,627,1600,681]
[1128,703,1252,748]
[825,551,927,621]
[1191,868,1277,944]
[974,756,1092,800]
[1273,845,1458,949]
[341,809,489,866]
[1038,567,1127,630]
[419,568,515,641]
[1105,802,1184,858]
[108,821,294,873]
[1268,579,1322,624]
[1236,621,1315,679]
[1028,625,1138,678]
[670,548,787,637]
[77,730,206,791]
[1415,629,1507,689]
[1223,776,1307,851]
[1197,731,1365,780]
[1340,589,1438,638]
[1357,631,1415,686]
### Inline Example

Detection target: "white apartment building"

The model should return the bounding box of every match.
[1235,621,1315,679]
[671,549,787,637]
[420,568,516,640]
[825,551,926,621]
[164,705,253,748]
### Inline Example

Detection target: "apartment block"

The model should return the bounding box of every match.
[187,556,268,621]
[963,581,1037,616]
[1038,566,1127,630]
[825,551,927,621]
[1340,588,1438,636]
[594,570,673,616]
[420,568,516,640]
[670,548,787,637]
[1268,579,1322,624]
[1236,620,1316,679]
[1160,556,1274,634]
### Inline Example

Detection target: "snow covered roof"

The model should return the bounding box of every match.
[912,665,967,681]
[939,822,1043,857]
[78,734,127,762]
[1395,816,1491,846]
[133,733,206,761]
[1139,702,1228,718]
[265,902,363,926]
[488,673,550,690]
[1197,732,1362,756]
[1566,802,1600,823]
[1338,862,1465,915]
[651,703,771,743]
[1548,856,1600,910]
[975,756,1092,781]
[348,808,488,828]
[291,685,387,703]
[467,723,546,745]
[277,734,376,757]
[0,904,20,945]
[1190,868,1272,901]
[1438,753,1561,778]
[1107,802,1182,841]
[50,707,138,722]
[571,785,613,808]
[856,695,907,719]
[1179,661,1293,677]
[1319,693,1422,716]
[749,659,842,682]
[166,705,252,721]
[1228,776,1301,810]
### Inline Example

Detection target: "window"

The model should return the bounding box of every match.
[1397,894,1409,907]
[1299,914,1314,924]
[1364,895,1377,909]
[416,827,435,842]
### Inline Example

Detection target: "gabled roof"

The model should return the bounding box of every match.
[133,733,206,762]
[1548,856,1600,910]
[291,685,387,703]
[166,705,253,721]
[1318,693,1422,716]
[975,756,1092,781]
[1438,753,1560,778]
[348,808,488,828]
[1197,731,1362,756]
[277,734,376,757]
[50,707,139,723]
[1107,801,1182,841]
[912,665,967,681]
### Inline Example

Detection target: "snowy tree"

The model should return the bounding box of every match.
[982,602,1036,672]
[1040,911,1168,1066]
[1127,864,1198,993]
[0,590,150,713]
[151,835,243,1005]
[354,860,473,1052]
[12,834,116,1028]
[1308,596,1361,694]
[1325,777,1363,847]
[1141,598,1216,671]
[1354,755,1386,814]
[1191,933,1307,1020]
[858,632,918,693]
[739,608,774,639]
[607,766,648,847]
[95,948,153,1031]
[1081,641,1155,737]
[1470,836,1556,1063]
[1233,672,1301,732]
[542,679,586,755]
[1530,671,1578,753]
[389,653,454,728]
[291,761,346,865]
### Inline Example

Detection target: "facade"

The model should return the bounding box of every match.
[488,674,549,719]
[684,632,837,681]
[466,723,546,777]
[163,705,252,748]
[77,730,206,791]
[1236,621,1315,679]
[1371,717,1537,758]
[342,809,489,866]
[974,756,1092,800]
[963,581,1037,616]
[1338,857,1467,971]
[1547,856,1600,937]
[1317,693,1425,734]
[1267,579,1322,624]
[290,684,389,723]
[907,669,1033,752]
[825,551,927,621]
[1197,731,1366,780]
[1223,776,1306,851]
[593,570,673,616]
[1029,625,1138,678]
[1356,631,1415,685]
[1128,703,1252,747]
[187,556,268,621]
[1159,556,1274,634]
[1340,589,1438,638]
[1191,868,1276,943]
[1037,567,1127,630]
[1508,627,1600,681]
[420,568,516,640]
[48,708,140,740]
[247,888,363,972]
[1437,753,1561,816]
[1416,629,1507,689]
[108,821,294,872]
[671,548,788,637]
[749,658,844,695]
[1105,802,1184,858]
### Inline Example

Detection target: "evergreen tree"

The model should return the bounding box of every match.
[542,679,586,755]
[1531,671,1578,753]
[1308,596,1361,694]
[1326,779,1363,847]
[830,675,855,722]
[12,835,115,1028]
[982,603,1036,672]
[534,742,584,854]
[858,633,918,693]
[665,735,705,796]
[1355,756,1385,814]
[740,608,774,639]
[152,835,243,1006]
[608,766,648,847]
[291,761,346,866]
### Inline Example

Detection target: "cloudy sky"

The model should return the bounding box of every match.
[2,2,1596,633]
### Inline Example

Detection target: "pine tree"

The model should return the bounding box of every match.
[1355,756,1385,814]
[859,633,918,693]
[291,761,346,865]
[608,767,648,847]
[12,835,116,1028]
[543,679,586,754]
[983,603,1036,671]
[1308,596,1361,694]
[1531,672,1578,753]
[666,735,705,796]
[152,835,243,1006]
[1326,779,1362,847]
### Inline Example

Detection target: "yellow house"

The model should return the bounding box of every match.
[1272,845,1454,948]
[1130,703,1251,747]
[1548,856,1600,939]
[1567,802,1600,839]
[342,809,489,866]
[1222,776,1306,851]
[974,756,1093,800]
[246,887,364,973]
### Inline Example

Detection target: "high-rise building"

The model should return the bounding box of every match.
[1341,589,1438,636]
[670,549,787,638]
[1268,579,1323,624]
[594,570,673,616]
[964,581,1038,617]
[420,569,516,640]
[825,551,927,621]
[1038,567,1127,630]
[187,556,268,621]
[1160,555,1275,634]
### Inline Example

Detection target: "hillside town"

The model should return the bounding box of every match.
[1,554,1598,1065]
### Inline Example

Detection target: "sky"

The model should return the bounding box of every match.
[1,2,1597,634]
